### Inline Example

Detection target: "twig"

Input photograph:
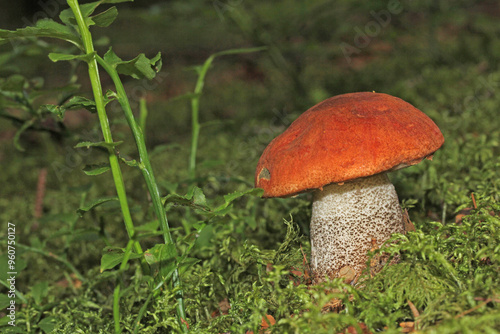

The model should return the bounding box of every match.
[33,168,48,229]
[403,209,416,232]
[407,299,420,330]
[300,244,309,266]
[471,192,477,209]
[454,298,492,319]
[474,296,500,303]
[407,299,420,318]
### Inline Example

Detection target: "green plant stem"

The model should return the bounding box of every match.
[0,279,27,304]
[113,240,135,334]
[133,290,157,334]
[95,55,187,331]
[17,243,84,282]
[139,98,148,139]
[66,0,148,274]
[188,47,265,181]
[188,60,209,182]
[95,56,174,245]
[113,277,122,333]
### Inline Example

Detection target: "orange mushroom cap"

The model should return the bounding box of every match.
[255,92,444,198]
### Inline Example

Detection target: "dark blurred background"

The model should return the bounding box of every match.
[0,0,163,29]
[1,0,500,234]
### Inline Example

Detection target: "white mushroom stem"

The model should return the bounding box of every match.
[310,173,404,284]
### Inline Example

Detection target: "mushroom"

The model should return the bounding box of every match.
[255,92,444,284]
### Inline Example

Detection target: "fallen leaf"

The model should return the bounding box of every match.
[260,314,276,329]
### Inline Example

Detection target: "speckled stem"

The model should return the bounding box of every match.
[310,173,404,284]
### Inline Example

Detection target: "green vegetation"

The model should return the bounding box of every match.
[0,0,499,333]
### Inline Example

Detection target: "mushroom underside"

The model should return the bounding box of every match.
[310,173,404,284]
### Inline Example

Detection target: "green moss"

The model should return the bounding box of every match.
[1,0,499,333]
